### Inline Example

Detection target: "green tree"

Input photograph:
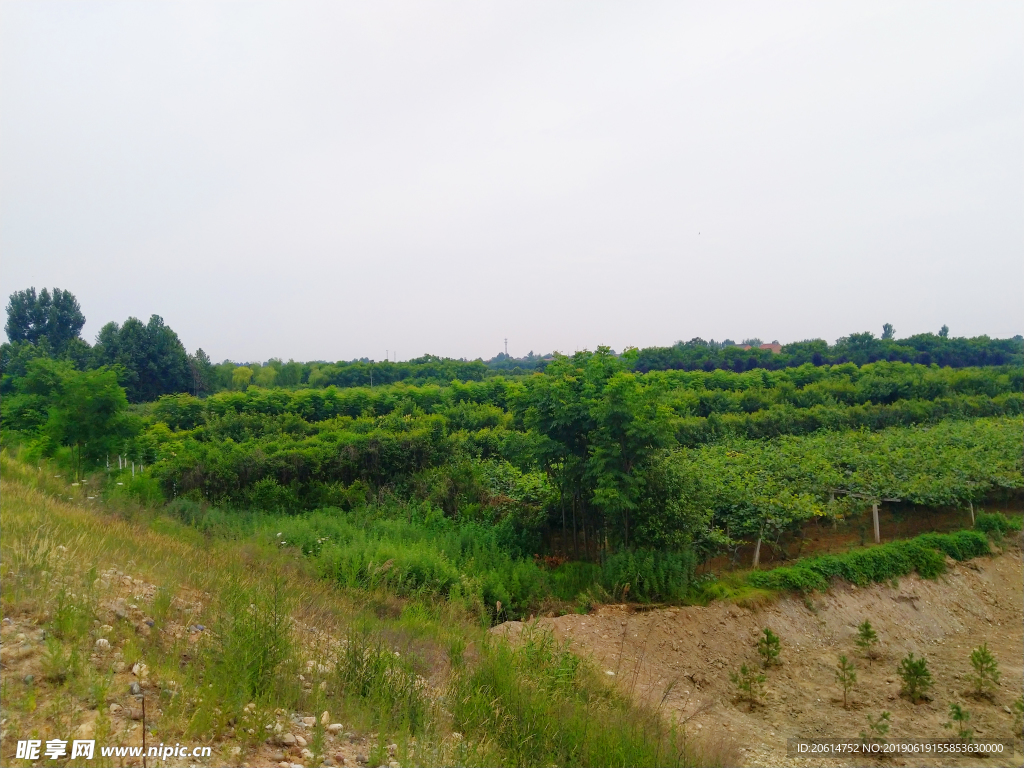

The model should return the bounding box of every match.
[860,711,891,744]
[968,642,1000,698]
[855,620,879,663]
[93,315,190,402]
[188,348,214,396]
[232,366,254,390]
[5,287,86,355]
[939,325,949,338]
[589,371,674,547]
[881,323,895,341]
[757,628,781,668]
[944,702,972,743]
[897,652,932,703]
[254,365,278,388]
[836,655,857,708]
[729,663,766,711]
[39,364,131,478]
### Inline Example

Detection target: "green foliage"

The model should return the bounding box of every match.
[855,620,879,662]
[944,702,973,743]
[748,531,989,593]
[860,711,891,744]
[335,629,426,733]
[447,627,712,767]
[730,663,766,711]
[757,628,781,668]
[208,577,292,701]
[968,642,1000,698]
[599,549,695,602]
[897,652,932,703]
[974,511,1023,535]
[5,287,85,353]
[835,655,857,708]
[1012,696,1023,738]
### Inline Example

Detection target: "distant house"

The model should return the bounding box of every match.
[736,342,782,353]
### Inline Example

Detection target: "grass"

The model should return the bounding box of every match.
[0,450,728,767]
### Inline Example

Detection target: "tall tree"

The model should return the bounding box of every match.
[94,315,191,402]
[5,287,85,353]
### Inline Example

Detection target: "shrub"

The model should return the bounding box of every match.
[730,664,766,711]
[757,628,781,668]
[975,512,1023,536]
[968,642,1000,699]
[897,652,932,703]
[855,620,879,663]
[600,548,695,602]
[836,655,857,709]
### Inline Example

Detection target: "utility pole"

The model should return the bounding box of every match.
[504,338,508,356]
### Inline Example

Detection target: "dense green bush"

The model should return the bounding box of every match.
[747,531,990,593]
[974,511,1023,535]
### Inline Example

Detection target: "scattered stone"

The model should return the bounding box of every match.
[302,716,316,727]
[145,619,155,627]
[96,638,110,650]
[356,754,368,765]
[132,661,148,677]
[301,748,314,760]
[295,734,308,747]
[113,661,127,673]
[323,758,335,767]
[2,617,12,625]
[321,710,330,726]
[129,682,142,695]
[280,733,297,747]
[327,723,344,735]
[16,633,26,643]
[229,746,242,757]
[110,703,123,714]
[333,753,346,765]
[23,674,35,685]
[129,707,143,721]
[271,752,286,762]
[387,744,397,756]
[278,762,291,768]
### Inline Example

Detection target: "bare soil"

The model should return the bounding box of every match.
[496,543,1024,767]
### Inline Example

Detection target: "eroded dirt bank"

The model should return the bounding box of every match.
[496,546,1023,767]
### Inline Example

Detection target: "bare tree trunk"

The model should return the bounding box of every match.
[572,492,579,559]
[968,501,975,526]
[752,537,762,568]
[872,502,880,544]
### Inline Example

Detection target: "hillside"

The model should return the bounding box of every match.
[0,458,732,768]
[497,541,1024,767]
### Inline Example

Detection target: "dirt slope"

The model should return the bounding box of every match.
[497,546,1023,767]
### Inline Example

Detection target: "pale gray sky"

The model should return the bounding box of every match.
[2,2,1021,362]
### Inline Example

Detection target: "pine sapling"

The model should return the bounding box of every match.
[860,711,891,745]
[757,627,781,668]
[836,655,857,709]
[968,642,1000,699]
[897,652,933,704]
[944,702,973,744]
[1012,696,1023,739]
[855,619,879,663]
[730,663,766,711]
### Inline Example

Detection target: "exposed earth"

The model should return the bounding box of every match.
[497,541,1024,767]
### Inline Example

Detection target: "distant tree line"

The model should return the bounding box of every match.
[633,327,1022,373]
[2,288,1021,407]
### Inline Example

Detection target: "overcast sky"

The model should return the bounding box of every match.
[2,2,1021,363]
